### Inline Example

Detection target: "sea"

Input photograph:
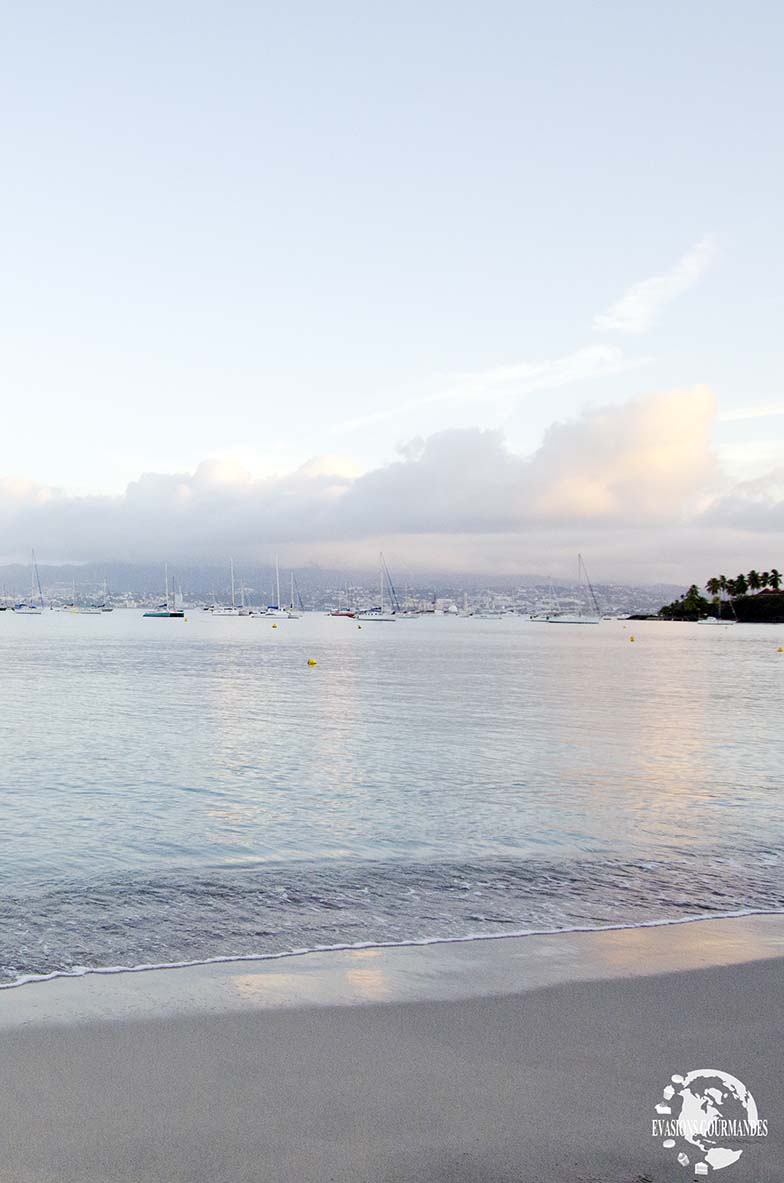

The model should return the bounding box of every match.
[1,610,782,988]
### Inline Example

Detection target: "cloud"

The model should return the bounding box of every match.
[338,385,717,534]
[593,235,717,335]
[0,386,728,577]
[719,402,784,423]
[701,467,784,532]
[334,345,647,434]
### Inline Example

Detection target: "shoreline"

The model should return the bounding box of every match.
[3,912,784,1028]
[1,916,782,1181]
[3,908,784,997]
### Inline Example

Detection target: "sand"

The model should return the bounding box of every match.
[1,917,782,1181]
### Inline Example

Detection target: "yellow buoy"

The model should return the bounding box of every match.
[778,647,783,653]
[630,635,635,642]
[308,658,317,666]
[272,623,277,628]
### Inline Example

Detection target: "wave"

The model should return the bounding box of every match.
[3,907,784,992]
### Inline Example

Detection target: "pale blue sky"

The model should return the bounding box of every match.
[0,2,782,575]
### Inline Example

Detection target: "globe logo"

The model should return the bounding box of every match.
[652,1069,768,1174]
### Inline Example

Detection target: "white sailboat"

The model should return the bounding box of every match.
[237,575,252,616]
[212,559,240,615]
[530,580,560,621]
[546,555,601,624]
[286,572,302,619]
[99,580,114,612]
[357,553,398,621]
[699,589,737,625]
[263,556,290,617]
[14,550,44,614]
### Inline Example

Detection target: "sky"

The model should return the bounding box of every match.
[1,1,782,581]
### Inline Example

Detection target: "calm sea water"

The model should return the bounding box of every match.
[0,610,782,986]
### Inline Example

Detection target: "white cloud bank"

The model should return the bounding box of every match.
[0,384,779,580]
[593,235,718,335]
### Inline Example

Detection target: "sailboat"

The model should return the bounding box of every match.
[14,550,45,614]
[79,579,104,615]
[144,564,185,618]
[237,575,252,616]
[546,555,601,624]
[59,578,80,613]
[262,556,290,618]
[530,580,560,621]
[699,590,737,625]
[285,572,302,619]
[356,553,398,621]
[98,579,114,612]
[212,559,241,615]
[329,584,356,617]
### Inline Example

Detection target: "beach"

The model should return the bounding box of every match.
[1,916,782,1181]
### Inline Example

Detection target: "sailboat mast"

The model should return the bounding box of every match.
[275,555,281,610]
[32,549,44,608]
[164,563,169,609]
[230,558,235,607]
[290,571,294,610]
[379,552,384,613]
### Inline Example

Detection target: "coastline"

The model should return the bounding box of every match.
[2,912,784,1027]
[1,916,782,1180]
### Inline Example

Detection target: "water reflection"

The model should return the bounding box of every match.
[231,949,391,1006]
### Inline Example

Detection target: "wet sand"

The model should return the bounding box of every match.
[1,917,782,1181]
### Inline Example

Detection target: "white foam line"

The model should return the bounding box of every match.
[3,908,784,992]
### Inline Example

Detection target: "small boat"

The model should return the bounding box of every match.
[14,550,45,614]
[285,572,302,618]
[329,583,356,617]
[144,565,185,618]
[98,580,114,611]
[356,606,397,621]
[237,578,253,616]
[698,616,736,626]
[547,555,601,624]
[356,553,399,621]
[211,560,241,615]
[257,556,299,617]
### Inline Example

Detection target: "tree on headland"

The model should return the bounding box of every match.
[659,584,711,620]
[660,563,784,621]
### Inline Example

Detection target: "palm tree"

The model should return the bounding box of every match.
[706,577,721,597]
[770,568,782,591]
[760,572,771,590]
[747,570,761,592]
[734,573,748,597]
